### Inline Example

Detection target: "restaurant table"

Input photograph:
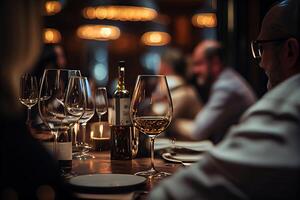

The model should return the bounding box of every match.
[71,151,183,199]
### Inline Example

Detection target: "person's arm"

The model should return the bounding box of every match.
[192,88,245,141]
[171,86,202,120]
[168,119,196,140]
[149,100,300,199]
[167,87,202,140]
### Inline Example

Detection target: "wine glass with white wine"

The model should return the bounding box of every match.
[130,75,173,178]
[19,73,38,125]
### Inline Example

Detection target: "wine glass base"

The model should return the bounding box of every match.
[135,169,171,179]
[61,170,77,179]
[73,153,95,160]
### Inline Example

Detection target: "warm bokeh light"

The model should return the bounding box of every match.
[192,13,217,28]
[141,31,171,46]
[77,25,120,41]
[45,1,62,16]
[82,6,157,21]
[43,28,62,44]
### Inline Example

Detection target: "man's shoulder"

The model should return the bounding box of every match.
[264,74,300,102]
[213,68,250,91]
[211,68,256,103]
[243,74,300,118]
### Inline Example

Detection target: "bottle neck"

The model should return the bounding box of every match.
[117,66,125,91]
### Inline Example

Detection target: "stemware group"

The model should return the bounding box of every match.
[20,70,173,179]
[31,69,109,161]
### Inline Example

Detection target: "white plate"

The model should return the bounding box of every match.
[162,152,203,163]
[155,138,213,152]
[69,174,146,193]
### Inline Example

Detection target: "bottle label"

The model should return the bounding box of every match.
[43,142,54,155]
[113,98,131,126]
[57,142,72,160]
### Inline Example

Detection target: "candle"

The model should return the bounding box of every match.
[90,122,110,151]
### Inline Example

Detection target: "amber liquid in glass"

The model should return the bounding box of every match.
[133,116,170,137]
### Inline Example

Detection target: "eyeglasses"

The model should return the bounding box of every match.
[251,38,288,60]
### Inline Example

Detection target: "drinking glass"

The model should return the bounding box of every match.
[95,87,108,122]
[38,69,82,155]
[64,76,86,126]
[130,75,173,178]
[19,73,38,124]
[73,77,95,160]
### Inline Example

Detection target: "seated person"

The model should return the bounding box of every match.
[0,1,73,199]
[177,41,256,143]
[159,48,202,139]
[149,0,300,199]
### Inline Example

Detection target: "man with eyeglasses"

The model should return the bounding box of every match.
[149,0,300,199]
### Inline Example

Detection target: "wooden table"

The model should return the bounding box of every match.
[72,151,182,193]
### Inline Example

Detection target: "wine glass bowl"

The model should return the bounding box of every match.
[133,116,170,137]
[39,69,82,132]
[130,75,173,178]
[95,87,108,121]
[19,73,38,124]
[64,76,86,125]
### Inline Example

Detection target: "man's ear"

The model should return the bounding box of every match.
[283,38,299,70]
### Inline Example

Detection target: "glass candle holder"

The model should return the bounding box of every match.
[90,122,111,151]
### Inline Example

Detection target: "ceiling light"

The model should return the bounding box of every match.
[43,28,61,43]
[82,6,157,21]
[45,1,62,16]
[141,31,171,46]
[77,25,121,41]
[192,13,217,28]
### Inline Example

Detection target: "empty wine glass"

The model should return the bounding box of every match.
[130,75,173,178]
[73,77,95,160]
[64,76,86,125]
[63,75,86,176]
[19,73,38,124]
[95,87,108,122]
[38,69,82,162]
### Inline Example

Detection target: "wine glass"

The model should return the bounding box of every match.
[38,69,82,158]
[73,77,95,160]
[95,87,108,122]
[64,76,86,126]
[63,75,86,176]
[130,75,173,178]
[19,73,38,125]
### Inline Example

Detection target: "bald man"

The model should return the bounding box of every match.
[149,0,300,199]
[189,40,256,143]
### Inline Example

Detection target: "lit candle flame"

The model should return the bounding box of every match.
[74,123,79,142]
[99,124,103,138]
[91,130,94,139]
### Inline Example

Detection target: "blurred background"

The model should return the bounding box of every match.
[41,0,279,98]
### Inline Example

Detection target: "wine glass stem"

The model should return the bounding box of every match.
[150,137,156,171]
[99,115,102,123]
[51,130,58,157]
[82,123,87,144]
[78,123,87,155]
[74,126,77,146]
[26,107,31,125]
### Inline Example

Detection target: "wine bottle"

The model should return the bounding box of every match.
[56,128,72,172]
[110,61,137,160]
